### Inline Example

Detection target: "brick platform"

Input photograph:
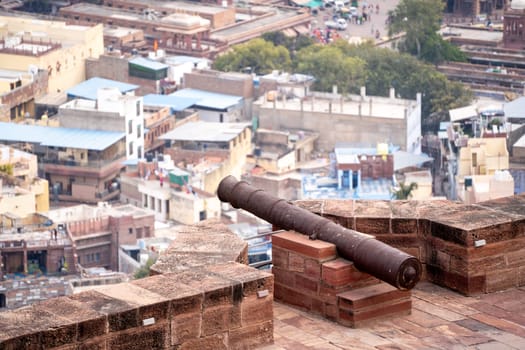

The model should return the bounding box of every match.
[272,230,411,327]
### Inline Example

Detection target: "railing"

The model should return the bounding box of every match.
[41,154,126,169]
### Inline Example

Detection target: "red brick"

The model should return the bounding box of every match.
[107,324,168,349]
[77,338,106,350]
[338,283,411,310]
[485,268,518,293]
[506,247,525,268]
[311,298,325,316]
[325,303,339,321]
[274,283,312,311]
[355,217,390,235]
[295,274,319,295]
[272,231,337,261]
[304,258,321,279]
[178,333,227,350]
[322,258,374,288]
[171,312,201,345]
[289,252,305,272]
[228,320,273,350]
[271,246,289,269]
[241,295,273,326]
[391,218,418,234]
[338,299,412,328]
[271,266,296,287]
[202,304,232,336]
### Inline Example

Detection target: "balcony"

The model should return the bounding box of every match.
[42,154,126,178]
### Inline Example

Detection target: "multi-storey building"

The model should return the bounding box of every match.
[0,122,126,204]
[0,15,104,95]
[58,87,145,160]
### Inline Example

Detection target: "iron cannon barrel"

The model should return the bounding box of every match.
[218,176,422,290]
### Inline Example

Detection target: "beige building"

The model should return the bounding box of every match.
[160,121,253,193]
[0,145,49,214]
[456,137,513,203]
[255,88,422,154]
[0,15,104,95]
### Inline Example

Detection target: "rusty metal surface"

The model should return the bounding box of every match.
[218,176,422,290]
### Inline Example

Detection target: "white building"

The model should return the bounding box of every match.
[58,87,145,159]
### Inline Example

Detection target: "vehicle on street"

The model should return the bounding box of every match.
[325,18,347,30]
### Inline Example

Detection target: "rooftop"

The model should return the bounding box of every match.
[256,92,418,119]
[170,88,243,110]
[159,121,250,143]
[143,94,199,112]
[0,122,125,151]
[66,77,139,101]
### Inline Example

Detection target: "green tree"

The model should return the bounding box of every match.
[294,43,367,94]
[262,31,315,59]
[392,181,418,200]
[387,0,465,64]
[320,42,473,132]
[213,38,291,75]
[133,258,157,279]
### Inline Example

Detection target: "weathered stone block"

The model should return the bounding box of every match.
[171,312,201,346]
[241,295,273,326]
[391,218,418,234]
[107,324,168,349]
[202,304,232,336]
[355,217,390,235]
[304,258,321,279]
[485,268,518,293]
[178,333,227,350]
[228,320,273,350]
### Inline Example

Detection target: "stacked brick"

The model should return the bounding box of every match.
[272,230,412,328]
[295,196,525,296]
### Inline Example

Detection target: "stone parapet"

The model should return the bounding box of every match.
[295,194,525,295]
[0,220,274,349]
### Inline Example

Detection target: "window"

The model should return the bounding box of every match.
[137,124,141,138]
[0,293,6,308]
[128,120,133,134]
[136,101,141,116]
[129,141,134,155]
[138,146,143,159]
[128,228,133,234]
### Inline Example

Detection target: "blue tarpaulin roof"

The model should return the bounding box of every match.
[143,94,199,112]
[170,88,243,110]
[66,77,139,101]
[0,122,125,150]
[129,57,169,71]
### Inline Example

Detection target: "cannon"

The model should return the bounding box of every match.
[217,176,422,290]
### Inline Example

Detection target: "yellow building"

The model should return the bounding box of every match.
[0,15,104,96]
[0,145,49,215]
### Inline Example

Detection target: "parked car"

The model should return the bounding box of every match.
[325,18,347,30]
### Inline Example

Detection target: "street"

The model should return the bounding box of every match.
[310,0,401,44]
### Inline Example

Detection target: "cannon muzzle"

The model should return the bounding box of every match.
[218,176,422,290]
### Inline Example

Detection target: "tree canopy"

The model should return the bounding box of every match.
[387,0,466,63]
[212,37,472,133]
[294,44,367,94]
[304,41,473,132]
[212,38,291,75]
